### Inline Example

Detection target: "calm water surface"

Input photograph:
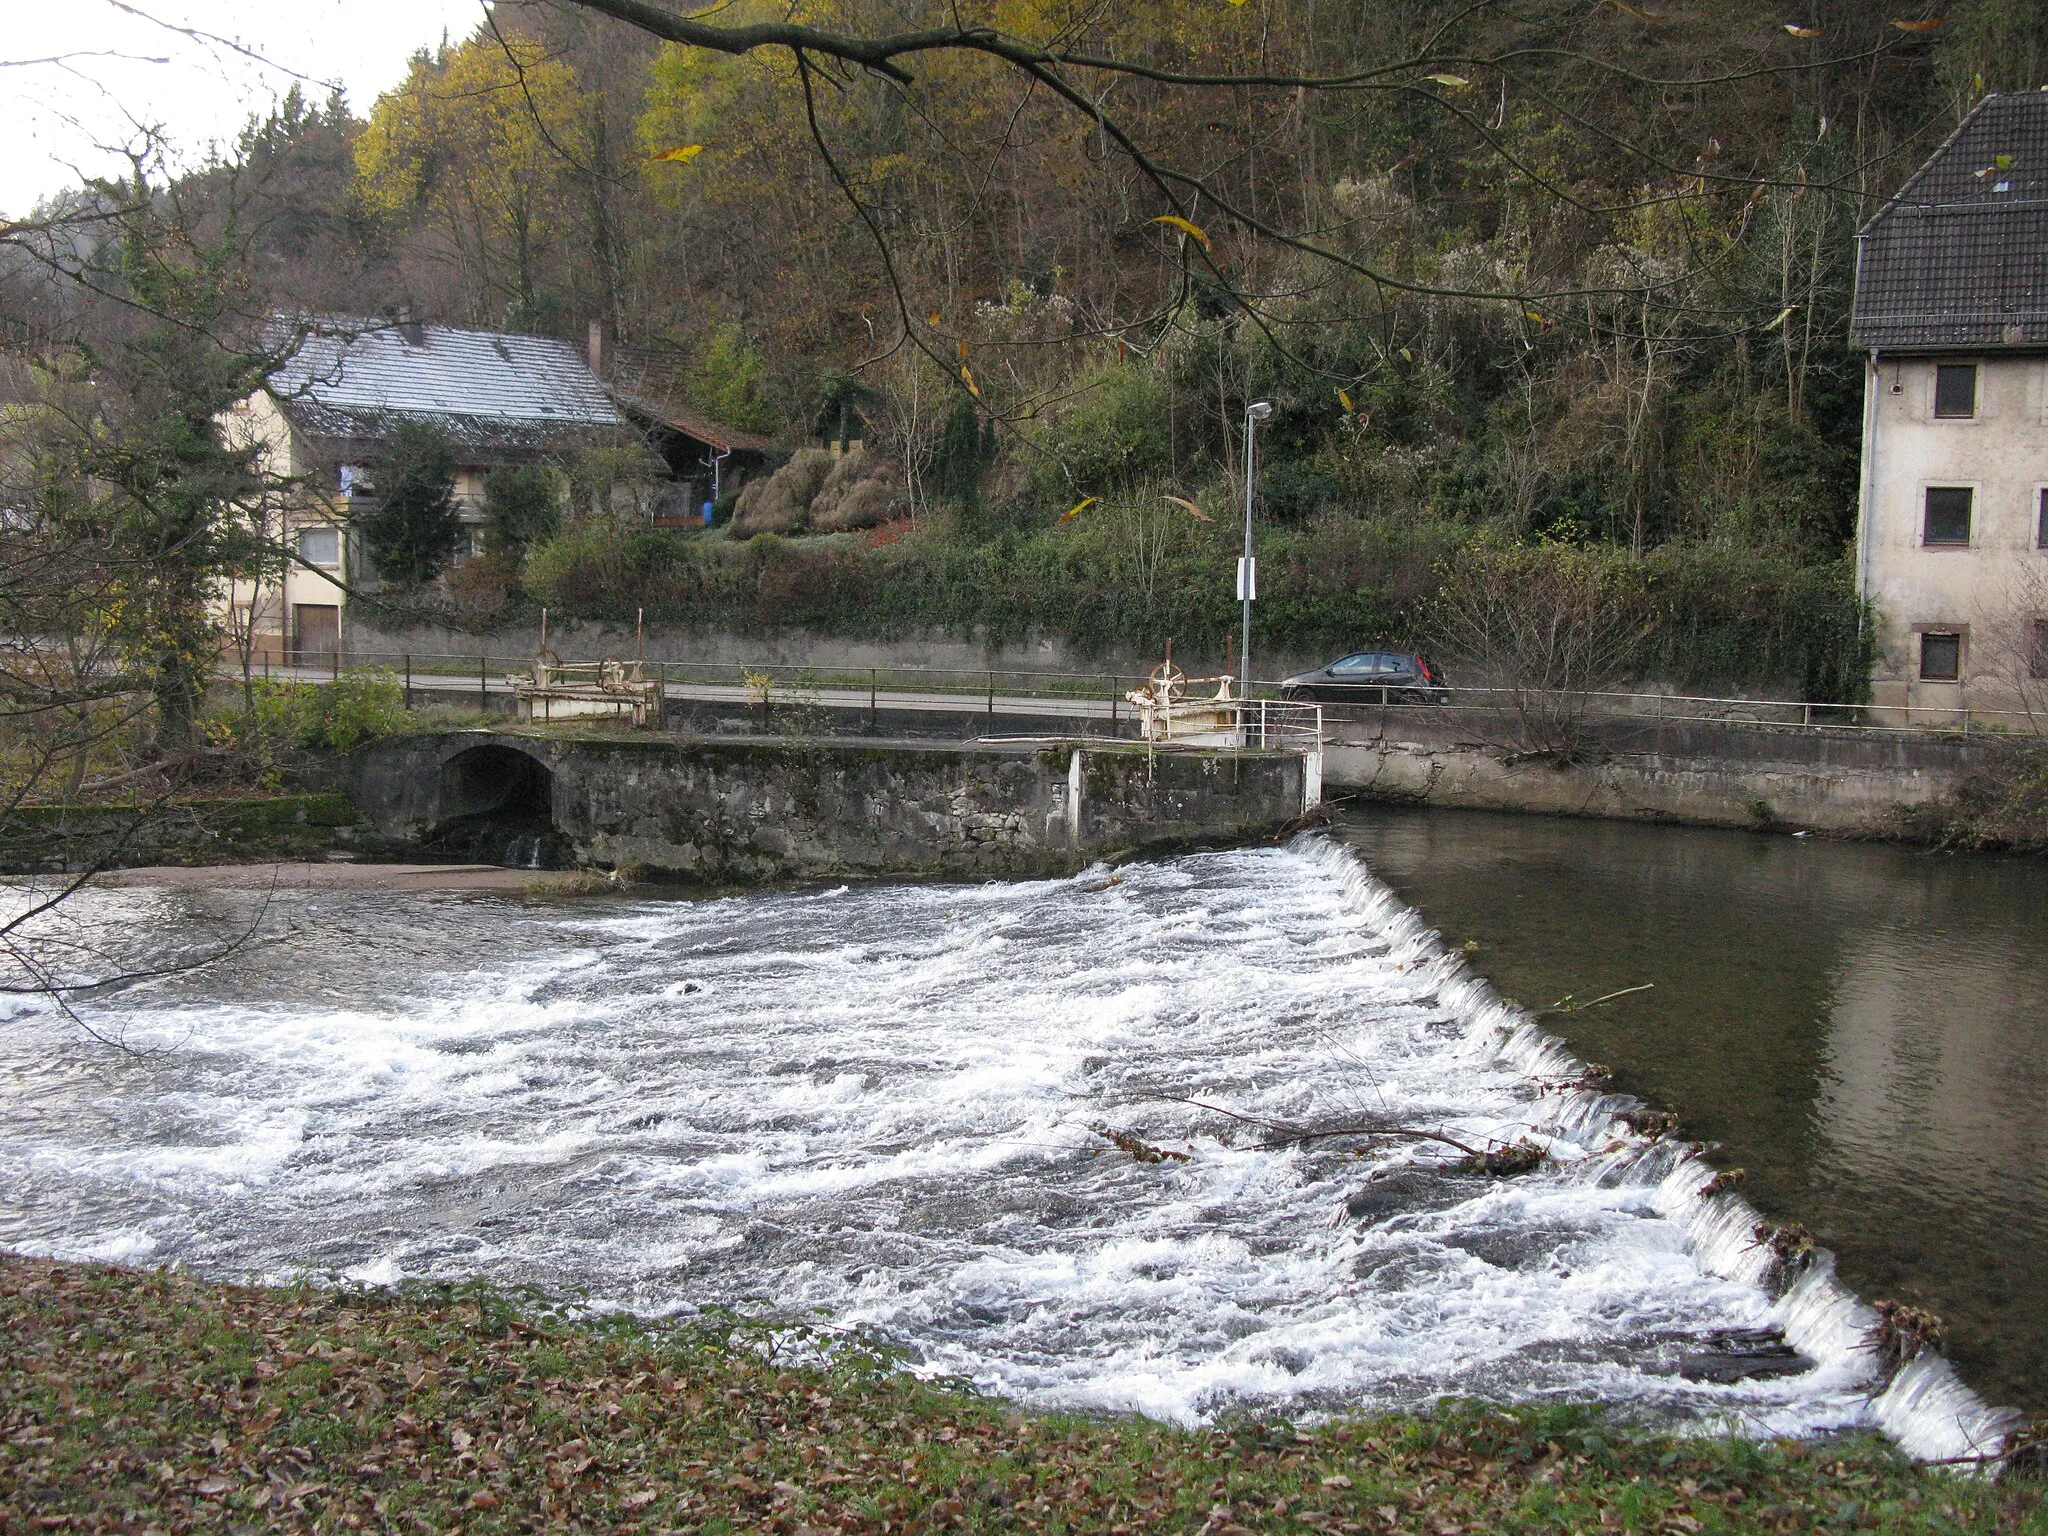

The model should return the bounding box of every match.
[1336,806,2048,1414]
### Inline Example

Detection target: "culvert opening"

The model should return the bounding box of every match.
[430,745,570,869]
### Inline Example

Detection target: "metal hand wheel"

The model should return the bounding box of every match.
[1148,661,1188,703]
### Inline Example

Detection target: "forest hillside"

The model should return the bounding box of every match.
[53,0,2048,693]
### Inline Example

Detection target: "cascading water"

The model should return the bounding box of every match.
[0,836,2016,1457]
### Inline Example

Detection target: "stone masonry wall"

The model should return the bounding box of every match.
[344,731,1307,882]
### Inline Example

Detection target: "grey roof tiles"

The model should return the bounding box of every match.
[266,316,623,454]
[1853,92,2048,352]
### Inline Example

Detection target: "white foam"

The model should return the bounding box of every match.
[0,843,2010,1453]
[1289,833,2020,1461]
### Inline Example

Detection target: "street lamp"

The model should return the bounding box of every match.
[1240,400,1274,698]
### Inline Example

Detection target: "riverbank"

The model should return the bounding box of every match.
[3,1255,2038,1536]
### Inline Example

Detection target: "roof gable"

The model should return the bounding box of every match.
[1852,93,2048,352]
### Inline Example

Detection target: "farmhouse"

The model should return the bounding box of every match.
[1852,91,2048,721]
[221,315,770,663]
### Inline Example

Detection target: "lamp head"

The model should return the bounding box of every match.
[1246,400,1274,423]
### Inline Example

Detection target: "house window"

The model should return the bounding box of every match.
[1919,631,1962,682]
[297,527,341,567]
[1923,487,1972,546]
[1934,364,1977,418]
[2033,620,2048,682]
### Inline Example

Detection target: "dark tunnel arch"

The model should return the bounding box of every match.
[432,744,566,867]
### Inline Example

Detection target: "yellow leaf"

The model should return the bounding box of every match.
[1059,496,1098,523]
[957,338,969,361]
[650,144,704,164]
[1783,24,1823,37]
[1762,305,1796,332]
[959,364,980,397]
[1890,17,1941,30]
[1336,388,1355,412]
[1163,494,1213,523]
[927,310,943,327]
[1149,214,1213,250]
[1425,73,1471,88]
[1399,347,1413,362]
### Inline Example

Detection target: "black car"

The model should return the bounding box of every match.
[1278,651,1450,704]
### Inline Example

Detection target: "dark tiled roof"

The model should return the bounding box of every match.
[265,315,624,456]
[603,342,777,455]
[1853,93,2048,352]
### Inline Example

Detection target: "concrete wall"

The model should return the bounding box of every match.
[344,730,1307,882]
[349,616,1337,689]
[1857,353,2048,718]
[1321,704,1997,832]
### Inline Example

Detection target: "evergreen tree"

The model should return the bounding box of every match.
[360,421,461,585]
[482,464,562,560]
[932,392,996,510]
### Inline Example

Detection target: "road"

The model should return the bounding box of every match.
[260,663,1127,725]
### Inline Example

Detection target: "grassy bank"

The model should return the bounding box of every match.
[3,1257,2039,1534]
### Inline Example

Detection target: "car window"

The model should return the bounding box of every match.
[1329,654,1377,675]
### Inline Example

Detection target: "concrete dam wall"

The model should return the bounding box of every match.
[343,731,1309,881]
[1320,707,1992,833]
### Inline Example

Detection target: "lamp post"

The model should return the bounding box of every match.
[1240,400,1274,698]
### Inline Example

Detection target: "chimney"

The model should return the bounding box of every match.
[587,318,607,376]
[397,307,424,347]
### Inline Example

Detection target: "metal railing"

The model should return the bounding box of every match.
[233,646,2046,740]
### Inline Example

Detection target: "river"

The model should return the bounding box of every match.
[1335,806,2048,1419]
[0,823,2031,1456]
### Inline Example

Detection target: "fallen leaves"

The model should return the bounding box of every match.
[0,1253,2037,1536]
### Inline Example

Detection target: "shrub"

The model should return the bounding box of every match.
[1029,364,1173,503]
[482,465,563,559]
[808,446,905,533]
[730,449,833,535]
[209,673,409,779]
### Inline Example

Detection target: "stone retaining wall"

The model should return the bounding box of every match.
[344,731,1308,882]
[1320,706,1999,832]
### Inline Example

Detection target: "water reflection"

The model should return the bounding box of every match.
[1335,807,2048,1414]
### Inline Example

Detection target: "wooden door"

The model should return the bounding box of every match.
[293,604,340,668]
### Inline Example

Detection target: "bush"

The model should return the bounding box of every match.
[517,500,1872,700]
[1029,364,1174,502]
[209,673,410,780]
[482,465,563,560]
[730,449,833,536]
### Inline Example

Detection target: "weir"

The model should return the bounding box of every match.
[343,729,1314,880]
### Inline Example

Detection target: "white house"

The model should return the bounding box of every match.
[219,316,772,665]
[1851,91,2048,723]
[220,315,629,664]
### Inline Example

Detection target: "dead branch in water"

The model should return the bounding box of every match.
[1536,983,1654,1016]
[1127,1090,1489,1160]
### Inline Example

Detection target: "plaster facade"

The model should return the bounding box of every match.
[216,388,355,666]
[1855,352,2048,721]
